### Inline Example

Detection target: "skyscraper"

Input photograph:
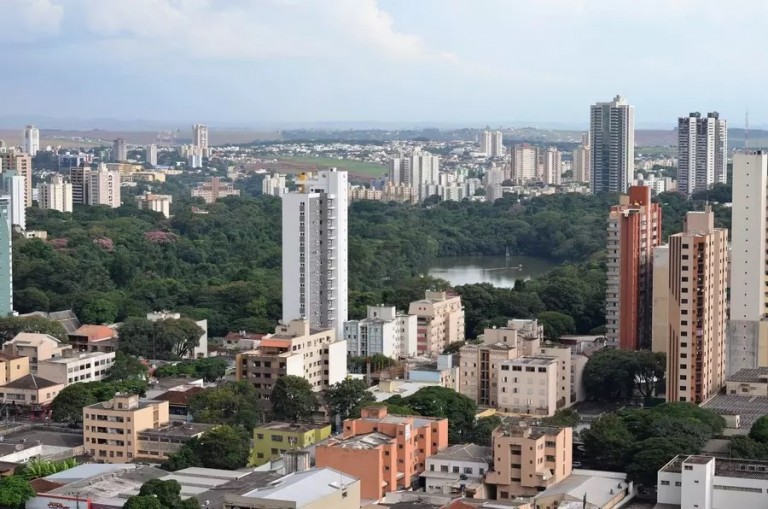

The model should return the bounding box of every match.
[590,95,635,193]
[511,144,537,184]
[0,196,12,316]
[677,112,727,195]
[389,149,439,200]
[0,150,32,208]
[146,144,158,166]
[542,147,562,185]
[492,131,504,158]
[38,175,73,213]
[282,169,348,340]
[112,138,127,162]
[606,186,662,349]
[22,125,39,156]
[480,130,493,156]
[655,208,727,403]
[192,124,209,152]
[728,152,768,374]
[572,132,591,184]
[89,164,121,208]
[70,167,90,205]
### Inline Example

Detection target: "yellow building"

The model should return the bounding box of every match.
[83,393,169,463]
[250,422,331,467]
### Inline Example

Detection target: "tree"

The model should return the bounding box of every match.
[123,496,163,509]
[325,378,375,423]
[633,350,666,404]
[13,288,50,312]
[0,476,35,509]
[119,317,203,360]
[387,386,478,443]
[469,415,501,446]
[443,341,465,354]
[541,408,580,427]
[106,352,148,382]
[750,415,768,443]
[271,375,316,423]
[137,479,185,508]
[79,296,119,324]
[581,414,633,470]
[160,445,202,471]
[0,316,68,344]
[730,436,768,459]
[193,425,250,470]
[626,437,698,485]
[21,458,78,480]
[51,383,98,423]
[194,357,227,382]
[188,381,263,431]
[156,318,205,359]
[537,311,576,340]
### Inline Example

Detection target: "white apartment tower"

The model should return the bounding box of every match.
[282,169,348,340]
[22,125,39,157]
[262,173,287,197]
[146,144,158,166]
[38,175,73,213]
[511,144,537,184]
[542,147,562,185]
[192,124,209,152]
[344,305,417,359]
[590,95,635,193]
[480,130,504,157]
[89,164,121,208]
[480,131,493,156]
[728,152,768,375]
[572,132,591,183]
[1,174,25,230]
[677,112,727,195]
[388,149,439,200]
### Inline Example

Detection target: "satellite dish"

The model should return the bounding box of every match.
[518,421,527,428]
[103,402,113,409]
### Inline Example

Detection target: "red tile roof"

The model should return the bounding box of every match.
[153,387,206,406]
[70,325,115,341]
[29,478,65,493]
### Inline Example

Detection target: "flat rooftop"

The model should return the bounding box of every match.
[506,356,557,366]
[701,393,768,431]
[238,467,357,505]
[328,432,394,449]
[43,351,113,364]
[257,421,329,433]
[138,422,216,440]
[728,368,768,383]
[428,444,491,463]
[662,455,768,480]
[2,429,83,449]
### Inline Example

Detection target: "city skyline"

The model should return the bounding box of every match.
[3,1,767,127]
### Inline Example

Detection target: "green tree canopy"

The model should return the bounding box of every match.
[386,386,478,443]
[0,476,35,509]
[750,415,768,444]
[106,352,148,382]
[325,378,375,423]
[0,316,68,343]
[270,375,316,423]
[583,349,666,403]
[119,317,203,360]
[162,425,249,471]
[50,383,98,423]
[188,381,263,431]
[537,311,576,340]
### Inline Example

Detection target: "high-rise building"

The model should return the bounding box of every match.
[590,95,635,193]
[480,130,493,156]
[1,173,25,229]
[344,305,417,359]
[0,150,32,208]
[22,125,39,156]
[145,144,158,166]
[480,130,504,157]
[282,170,348,339]
[192,124,208,151]
[728,152,768,374]
[38,175,73,213]
[262,173,287,197]
[572,132,591,183]
[677,112,727,195]
[112,138,127,162]
[655,208,727,403]
[606,186,662,349]
[510,144,537,184]
[70,167,90,205]
[89,164,121,208]
[542,147,562,185]
[408,291,464,357]
[0,196,11,316]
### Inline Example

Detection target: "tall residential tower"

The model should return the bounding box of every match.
[22,125,39,156]
[590,95,635,193]
[677,112,727,195]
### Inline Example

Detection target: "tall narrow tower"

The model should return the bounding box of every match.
[22,125,39,156]
[590,95,635,193]
[677,112,727,195]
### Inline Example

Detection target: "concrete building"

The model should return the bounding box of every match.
[511,144,538,184]
[222,467,360,509]
[0,150,32,207]
[655,209,728,403]
[112,138,127,162]
[136,422,214,460]
[344,305,417,359]
[22,125,39,156]
[534,470,633,509]
[250,422,332,467]
[590,95,635,193]
[485,421,573,500]
[262,173,287,197]
[83,393,169,463]
[192,124,209,152]
[677,112,727,195]
[146,311,207,359]
[38,350,115,386]
[282,170,348,340]
[38,175,73,213]
[145,144,158,166]
[190,177,240,203]
[658,455,768,509]
[0,352,29,384]
[0,196,9,317]
[497,356,558,416]
[3,333,70,373]
[605,185,662,349]
[542,147,562,185]
[405,354,460,391]
[409,291,464,357]
[68,325,117,353]
[235,319,347,399]
[0,374,63,408]
[316,405,448,500]
[480,130,504,158]
[728,151,768,375]
[572,132,591,184]
[382,181,418,203]
[89,164,121,208]
[136,192,172,218]
[423,444,492,499]
[701,368,768,435]
[0,172,25,230]
[388,149,440,201]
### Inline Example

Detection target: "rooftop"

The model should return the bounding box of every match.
[328,432,394,449]
[0,352,24,361]
[368,380,441,402]
[662,455,768,480]
[701,393,768,431]
[138,422,216,440]
[153,387,206,406]
[42,351,114,364]
[428,444,492,463]
[727,368,768,383]
[496,419,564,439]
[195,471,283,509]
[1,374,60,390]
[505,356,557,366]
[7,332,61,346]
[257,421,330,433]
[19,310,80,334]
[534,471,629,508]
[237,467,357,505]
[70,324,115,341]
[47,465,167,500]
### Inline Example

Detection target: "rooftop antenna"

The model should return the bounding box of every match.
[745,109,750,150]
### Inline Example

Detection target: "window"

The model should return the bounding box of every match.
[464,467,473,474]
[453,466,460,473]
[660,480,670,486]
[441,465,449,472]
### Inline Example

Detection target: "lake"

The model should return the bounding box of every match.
[428,255,556,288]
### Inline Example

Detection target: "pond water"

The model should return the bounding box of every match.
[427,255,556,288]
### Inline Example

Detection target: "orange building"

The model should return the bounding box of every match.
[606,185,662,349]
[315,405,449,500]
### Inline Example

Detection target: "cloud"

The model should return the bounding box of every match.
[0,0,63,42]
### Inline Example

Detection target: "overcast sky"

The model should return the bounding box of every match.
[2,0,762,128]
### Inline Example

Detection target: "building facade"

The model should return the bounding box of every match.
[136,193,172,218]
[282,170,348,339]
[89,164,121,208]
[408,291,464,357]
[192,124,209,152]
[146,144,158,166]
[0,150,32,207]
[497,357,558,416]
[190,177,240,203]
[3,333,70,373]
[0,196,10,316]
[572,132,591,184]
[344,305,417,359]
[22,125,39,156]
[677,112,727,195]
[1,172,25,230]
[511,144,538,184]
[0,375,63,407]
[38,175,73,213]
[590,95,635,193]
[235,319,347,398]
[250,422,332,467]
[605,185,662,349]
[38,351,115,386]
[262,173,287,197]
[423,444,491,498]
[112,138,127,162]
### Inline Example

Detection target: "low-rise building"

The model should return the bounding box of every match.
[0,374,63,407]
[136,422,216,461]
[153,387,206,420]
[316,405,449,500]
[0,352,29,384]
[136,192,172,218]
[37,351,115,386]
[250,422,332,467]
[235,319,347,399]
[405,354,460,391]
[409,291,465,357]
[190,177,240,204]
[67,325,117,353]
[701,368,768,435]
[367,379,441,402]
[344,305,417,359]
[485,421,573,500]
[658,455,768,509]
[83,393,170,463]
[497,356,558,417]
[422,444,492,498]
[2,333,70,374]
[533,469,633,509]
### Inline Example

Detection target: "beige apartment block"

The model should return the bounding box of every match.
[408,291,464,357]
[0,150,32,207]
[84,393,170,463]
[0,352,29,384]
[3,333,70,374]
[0,374,63,407]
[38,351,115,386]
[190,177,240,204]
[497,356,558,416]
[235,319,347,399]
[485,421,573,500]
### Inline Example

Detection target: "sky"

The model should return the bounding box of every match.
[2,0,765,128]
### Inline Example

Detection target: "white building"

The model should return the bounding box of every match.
[38,351,115,386]
[38,175,73,213]
[146,311,208,359]
[22,125,39,156]
[590,95,635,193]
[480,130,504,158]
[388,149,439,201]
[344,305,417,359]
[677,112,727,195]
[572,132,591,184]
[441,183,466,202]
[729,152,768,375]
[112,138,127,162]
[282,169,348,340]
[136,193,172,218]
[658,455,768,509]
[192,124,209,155]
[497,356,558,416]
[89,164,121,208]
[542,147,562,185]
[262,173,287,197]
[480,130,493,156]
[423,444,491,498]
[511,144,538,184]
[1,174,25,230]
[146,144,158,166]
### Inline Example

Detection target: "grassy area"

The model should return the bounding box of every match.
[278,156,387,177]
